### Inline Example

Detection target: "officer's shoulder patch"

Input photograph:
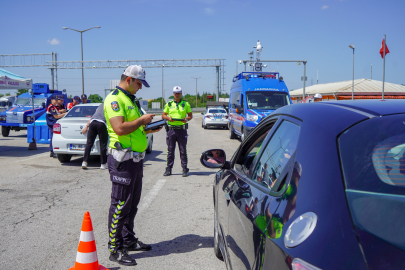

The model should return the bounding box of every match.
[112,89,119,95]
[111,101,120,111]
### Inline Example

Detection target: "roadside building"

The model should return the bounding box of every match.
[290,79,405,103]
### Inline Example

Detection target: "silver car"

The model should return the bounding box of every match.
[53,103,153,163]
[201,107,229,129]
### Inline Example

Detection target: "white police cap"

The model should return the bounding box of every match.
[173,86,182,93]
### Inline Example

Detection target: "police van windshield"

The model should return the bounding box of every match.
[14,98,30,106]
[246,91,290,110]
[65,106,97,118]
[33,98,46,106]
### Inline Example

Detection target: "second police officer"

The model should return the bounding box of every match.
[162,86,193,177]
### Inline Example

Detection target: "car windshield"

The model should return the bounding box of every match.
[65,106,98,118]
[33,98,46,106]
[14,98,30,106]
[209,109,227,114]
[246,91,290,110]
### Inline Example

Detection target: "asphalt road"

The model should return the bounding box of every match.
[0,114,240,270]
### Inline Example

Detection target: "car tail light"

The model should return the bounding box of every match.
[53,123,61,134]
[54,147,59,149]
[206,116,211,119]
[225,116,229,119]
[292,258,322,270]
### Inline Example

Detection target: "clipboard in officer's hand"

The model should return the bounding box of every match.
[144,119,167,131]
[171,118,185,121]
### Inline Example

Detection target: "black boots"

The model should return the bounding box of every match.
[182,168,189,177]
[163,167,172,176]
[109,249,137,266]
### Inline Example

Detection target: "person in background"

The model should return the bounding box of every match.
[81,104,108,169]
[46,95,66,157]
[314,93,322,102]
[162,86,193,177]
[67,96,80,110]
[81,94,88,104]
[55,95,66,113]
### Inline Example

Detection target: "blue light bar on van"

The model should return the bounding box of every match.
[250,75,258,78]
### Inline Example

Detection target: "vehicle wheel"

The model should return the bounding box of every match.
[146,137,153,154]
[204,124,207,129]
[214,206,223,260]
[1,126,10,137]
[202,120,204,128]
[57,154,72,163]
[241,127,248,142]
[229,123,236,139]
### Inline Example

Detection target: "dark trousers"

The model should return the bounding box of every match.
[166,128,188,170]
[47,125,53,152]
[83,121,108,164]
[107,155,143,253]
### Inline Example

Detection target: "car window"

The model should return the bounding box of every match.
[15,98,30,106]
[65,106,98,118]
[246,91,290,110]
[339,114,405,195]
[251,120,300,191]
[208,109,227,114]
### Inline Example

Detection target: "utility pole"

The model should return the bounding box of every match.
[190,77,203,108]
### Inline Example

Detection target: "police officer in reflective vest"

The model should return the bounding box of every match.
[104,65,162,266]
[46,95,66,157]
[162,86,193,177]
[67,96,80,110]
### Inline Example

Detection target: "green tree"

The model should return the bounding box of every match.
[88,94,103,103]
[5,93,10,96]
[17,89,29,96]
[0,94,4,98]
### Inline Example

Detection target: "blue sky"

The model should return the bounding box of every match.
[1,0,404,99]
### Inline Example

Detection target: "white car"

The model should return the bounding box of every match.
[52,103,153,163]
[201,107,230,129]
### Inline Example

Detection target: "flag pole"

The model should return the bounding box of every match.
[382,34,386,100]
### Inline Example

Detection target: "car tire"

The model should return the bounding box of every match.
[204,124,207,129]
[146,137,153,154]
[241,127,248,142]
[229,123,236,139]
[214,204,223,260]
[2,126,10,137]
[57,154,72,163]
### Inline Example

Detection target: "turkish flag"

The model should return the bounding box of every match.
[380,39,390,58]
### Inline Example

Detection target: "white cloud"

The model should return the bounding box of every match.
[204,7,215,15]
[47,38,60,45]
[321,5,329,9]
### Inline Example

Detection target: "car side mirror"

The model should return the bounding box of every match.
[200,149,227,169]
[201,112,204,115]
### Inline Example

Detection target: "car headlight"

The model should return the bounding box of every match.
[26,116,32,122]
[246,114,258,122]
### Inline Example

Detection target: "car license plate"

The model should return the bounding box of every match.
[70,144,86,150]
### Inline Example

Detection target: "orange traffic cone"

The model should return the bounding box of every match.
[68,212,109,270]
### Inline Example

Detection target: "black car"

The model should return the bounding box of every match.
[201,100,405,270]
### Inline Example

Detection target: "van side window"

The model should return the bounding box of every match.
[232,91,240,107]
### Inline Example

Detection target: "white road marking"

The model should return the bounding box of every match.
[137,179,166,215]
[20,153,49,162]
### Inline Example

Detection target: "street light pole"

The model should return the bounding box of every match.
[349,44,355,100]
[62,26,100,95]
[191,77,203,108]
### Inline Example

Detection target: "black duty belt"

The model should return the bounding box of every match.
[168,124,187,130]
